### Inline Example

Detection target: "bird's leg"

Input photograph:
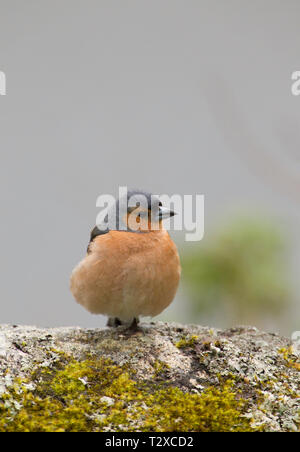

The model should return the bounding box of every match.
[107,317,122,327]
[128,317,140,331]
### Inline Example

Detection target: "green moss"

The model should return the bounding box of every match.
[176,335,198,349]
[0,355,258,432]
[144,381,257,432]
[278,347,300,371]
[152,360,170,378]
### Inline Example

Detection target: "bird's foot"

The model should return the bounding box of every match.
[128,317,140,331]
[106,317,123,327]
[107,317,142,335]
[124,317,143,336]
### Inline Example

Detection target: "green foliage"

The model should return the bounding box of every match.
[182,217,290,324]
[0,355,257,432]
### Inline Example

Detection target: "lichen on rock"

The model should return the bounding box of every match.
[0,322,299,432]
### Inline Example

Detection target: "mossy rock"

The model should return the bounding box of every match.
[0,322,299,432]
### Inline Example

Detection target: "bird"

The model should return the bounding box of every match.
[70,190,181,330]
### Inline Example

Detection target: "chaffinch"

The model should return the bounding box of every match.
[70,190,181,330]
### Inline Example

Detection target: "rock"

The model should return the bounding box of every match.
[100,396,115,407]
[0,322,299,432]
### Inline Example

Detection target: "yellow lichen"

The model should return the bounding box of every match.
[152,360,170,378]
[0,355,258,432]
[175,335,198,349]
[278,347,300,371]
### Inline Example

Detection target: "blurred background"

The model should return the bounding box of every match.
[0,1,299,336]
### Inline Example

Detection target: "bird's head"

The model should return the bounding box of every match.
[89,190,176,248]
[95,189,175,233]
[118,190,175,232]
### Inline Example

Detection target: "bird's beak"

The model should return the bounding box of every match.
[159,206,176,220]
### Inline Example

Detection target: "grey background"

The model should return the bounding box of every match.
[0,1,300,334]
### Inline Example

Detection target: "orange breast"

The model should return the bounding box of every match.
[70,230,181,320]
